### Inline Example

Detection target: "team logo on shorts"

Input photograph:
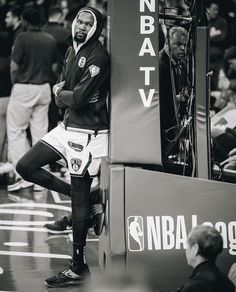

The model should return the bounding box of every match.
[127,216,144,252]
[89,65,100,77]
[68,141,83,152]
[78,57,86,68]
[71,158,82,172]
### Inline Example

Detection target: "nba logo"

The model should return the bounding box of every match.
[127,216,144,252]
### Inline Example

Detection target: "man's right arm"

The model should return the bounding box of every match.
[11,34,24,84]
[10,60,19,84]
[53,47,71,107]
[54,81,66,107]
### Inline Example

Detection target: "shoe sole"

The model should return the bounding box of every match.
[44,227,72,234]
[45,279,85,288]
[8,184,34,192]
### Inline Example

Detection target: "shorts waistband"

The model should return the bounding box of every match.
[17,82,49,85]
[61,123,108,135]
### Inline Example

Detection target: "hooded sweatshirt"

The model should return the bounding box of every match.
[55,7,110,133]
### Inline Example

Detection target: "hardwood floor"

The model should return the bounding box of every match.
[0,184,100,291]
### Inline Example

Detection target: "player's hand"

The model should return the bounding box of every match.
[53,81,65,96]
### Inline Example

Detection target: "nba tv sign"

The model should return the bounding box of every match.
[127,215,236,255]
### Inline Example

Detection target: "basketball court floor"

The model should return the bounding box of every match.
[0,179,100,291]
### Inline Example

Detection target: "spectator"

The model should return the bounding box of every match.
[6,7,58,191]
[0,6,22,176]
[5,6,22,40]
[43,6,70,67]
[218,0,236,48]
[207,0,228,91]
[176,225,234,292]
[24,0,52,25]
[211,47,236,163]
[0,32,12,171]
[159,26,190,161]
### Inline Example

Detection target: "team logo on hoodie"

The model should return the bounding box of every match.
[78,57,86,68]
[89,65,100,77]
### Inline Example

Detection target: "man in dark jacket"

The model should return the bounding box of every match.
[177,225,234,292]
[159,26,189,161]
[16,7,110,288]
[7,7,58,191]
[5,6,22,40]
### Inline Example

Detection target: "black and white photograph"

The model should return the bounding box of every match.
[0,0,235,291]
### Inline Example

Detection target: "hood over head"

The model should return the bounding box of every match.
[71,7,104,54]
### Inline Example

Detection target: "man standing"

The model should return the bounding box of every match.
[42,6,70,65]
[177,225,234,292]
[16,7,110,287]
[0,6,22,176]
[159,26,189,161]
[5,6,22,40]
[7,7,57,191]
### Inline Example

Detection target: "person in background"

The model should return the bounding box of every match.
[176,225,234,292]
[5,6,22,40]
[207,0,228,91]
[43,5,70,69]
[159,26,189,161]
[211,47,236,164]
[0,6,22,177]
[6,7,58,191]
[0,31,12,174]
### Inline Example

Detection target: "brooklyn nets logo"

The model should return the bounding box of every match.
[127,216,144,251]
[78,57,86,68]
[70,158,82,172]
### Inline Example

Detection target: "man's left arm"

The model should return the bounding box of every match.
[56,52,110,109]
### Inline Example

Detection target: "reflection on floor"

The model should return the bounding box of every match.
[0,185,100,292]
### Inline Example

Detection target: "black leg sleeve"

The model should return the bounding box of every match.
[16,140,71,196]
[70,172,92,267]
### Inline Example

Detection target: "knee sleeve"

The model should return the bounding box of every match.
[71,173,92,222]
[16,157,32,181]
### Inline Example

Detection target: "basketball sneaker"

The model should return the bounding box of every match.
[45,261,90,288]
[7,178,34,192]
[44,215,95,234]
[44,215,72,234]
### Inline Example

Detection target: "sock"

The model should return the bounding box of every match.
[73,244,87,269]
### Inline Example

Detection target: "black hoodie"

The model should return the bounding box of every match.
[55,7,110,133]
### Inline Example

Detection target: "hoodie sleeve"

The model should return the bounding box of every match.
[56,50,109,110]
[54,47,71,107]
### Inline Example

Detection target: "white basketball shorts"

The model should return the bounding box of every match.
[41,123,108,177]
